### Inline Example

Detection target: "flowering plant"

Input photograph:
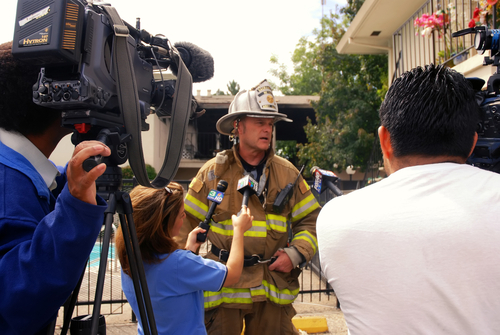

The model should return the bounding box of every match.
[469,0,498,27]
[414,8,450,38]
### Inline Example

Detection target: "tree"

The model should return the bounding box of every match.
[213,80,240,96]
[213,89,228,96]
[122,164,157,180]
[272,3,388,175]
[275,140,298,166]
[269,37,322,95]
[227,80,240,95]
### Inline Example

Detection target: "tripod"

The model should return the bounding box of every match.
[60,165,158,335]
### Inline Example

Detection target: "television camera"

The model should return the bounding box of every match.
[12,0,214,188]
[453,26,500,173]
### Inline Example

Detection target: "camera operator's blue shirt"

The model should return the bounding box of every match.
[122,249,227,335]
[0,131,108,334]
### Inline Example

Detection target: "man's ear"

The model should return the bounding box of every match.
[468,132,478,158]
[378,126,394,159]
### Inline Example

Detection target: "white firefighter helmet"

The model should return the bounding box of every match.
[216,79,292,136]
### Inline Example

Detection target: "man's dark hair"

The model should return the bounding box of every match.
[379,64,479,159]
[0,41,60,136]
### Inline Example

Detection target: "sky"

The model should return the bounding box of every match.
[0,0,345,95]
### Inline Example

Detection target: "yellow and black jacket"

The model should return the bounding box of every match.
[176,145,320,309]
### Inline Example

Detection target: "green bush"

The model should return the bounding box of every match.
[121,164,157,180]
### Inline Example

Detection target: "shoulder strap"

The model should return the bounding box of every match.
[103,5,192,189]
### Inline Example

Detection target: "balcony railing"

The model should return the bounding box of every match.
[392,0,494,81]
[182,132,233,160]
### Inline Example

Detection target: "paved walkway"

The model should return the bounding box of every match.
[56,301,347,335]
[55,258,347,334]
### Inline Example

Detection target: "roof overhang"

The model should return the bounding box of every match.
[195,95,319,110]
[337,0,428,55]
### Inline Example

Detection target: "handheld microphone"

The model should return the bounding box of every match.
[171,41,214,83]
[197,180,228,242]
[311,166,343,197]
[237,175,258,214]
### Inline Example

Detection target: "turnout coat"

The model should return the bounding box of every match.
[177,145,320,309]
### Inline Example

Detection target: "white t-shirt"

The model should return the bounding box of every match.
[317,163,500,335]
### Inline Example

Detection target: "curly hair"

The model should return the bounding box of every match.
[0,41,61,135]
[115,182,185,276]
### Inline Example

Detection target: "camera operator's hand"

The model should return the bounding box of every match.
[268,249,293,273]
[66,141,111,205]
[186,227,206,252]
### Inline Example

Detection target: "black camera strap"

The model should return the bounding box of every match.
[103,5,193,189]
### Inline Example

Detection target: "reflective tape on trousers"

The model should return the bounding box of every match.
[204,280,299,308]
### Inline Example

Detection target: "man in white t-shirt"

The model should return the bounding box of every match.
[317,64,500,335]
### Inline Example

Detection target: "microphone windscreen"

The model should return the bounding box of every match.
[217,180,228,192]
[310,166,319,174]
[171,41,214,83]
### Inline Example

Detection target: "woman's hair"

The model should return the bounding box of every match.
[115,182,185,275]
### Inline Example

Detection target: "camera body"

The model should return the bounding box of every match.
[453,27,500,172]
[13,0,171,137]
[12,0,198,186]
[468,92,500,172]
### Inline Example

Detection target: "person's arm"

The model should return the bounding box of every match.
[269,177,320,272]
[0,140,110,334]
[223,206,253,287]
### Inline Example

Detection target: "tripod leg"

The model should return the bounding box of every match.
[118,192,158,335]
[60,269,85,335]
[90,197,116,335]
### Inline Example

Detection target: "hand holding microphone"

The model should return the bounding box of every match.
[236,175,258,215]
[197,180,228,242]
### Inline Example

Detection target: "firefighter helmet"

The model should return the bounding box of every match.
[216,79,292,136]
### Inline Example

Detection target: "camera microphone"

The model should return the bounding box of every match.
[197,180,228,242]
[171,42,214,83]
[237,175,258,215]
[311,166,343,197]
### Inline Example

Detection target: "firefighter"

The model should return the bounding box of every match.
[176,79,320,335]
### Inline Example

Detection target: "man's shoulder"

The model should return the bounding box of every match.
[198,149,235,171]
[268,155,298,172]
[195,148,238,181]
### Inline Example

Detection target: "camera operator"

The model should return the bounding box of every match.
[0,41,111,334]
[176,79,320,335]
[317,64,500,334]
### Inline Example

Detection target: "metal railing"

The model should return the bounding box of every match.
[392,0,479,82]
[183,132,233,159]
